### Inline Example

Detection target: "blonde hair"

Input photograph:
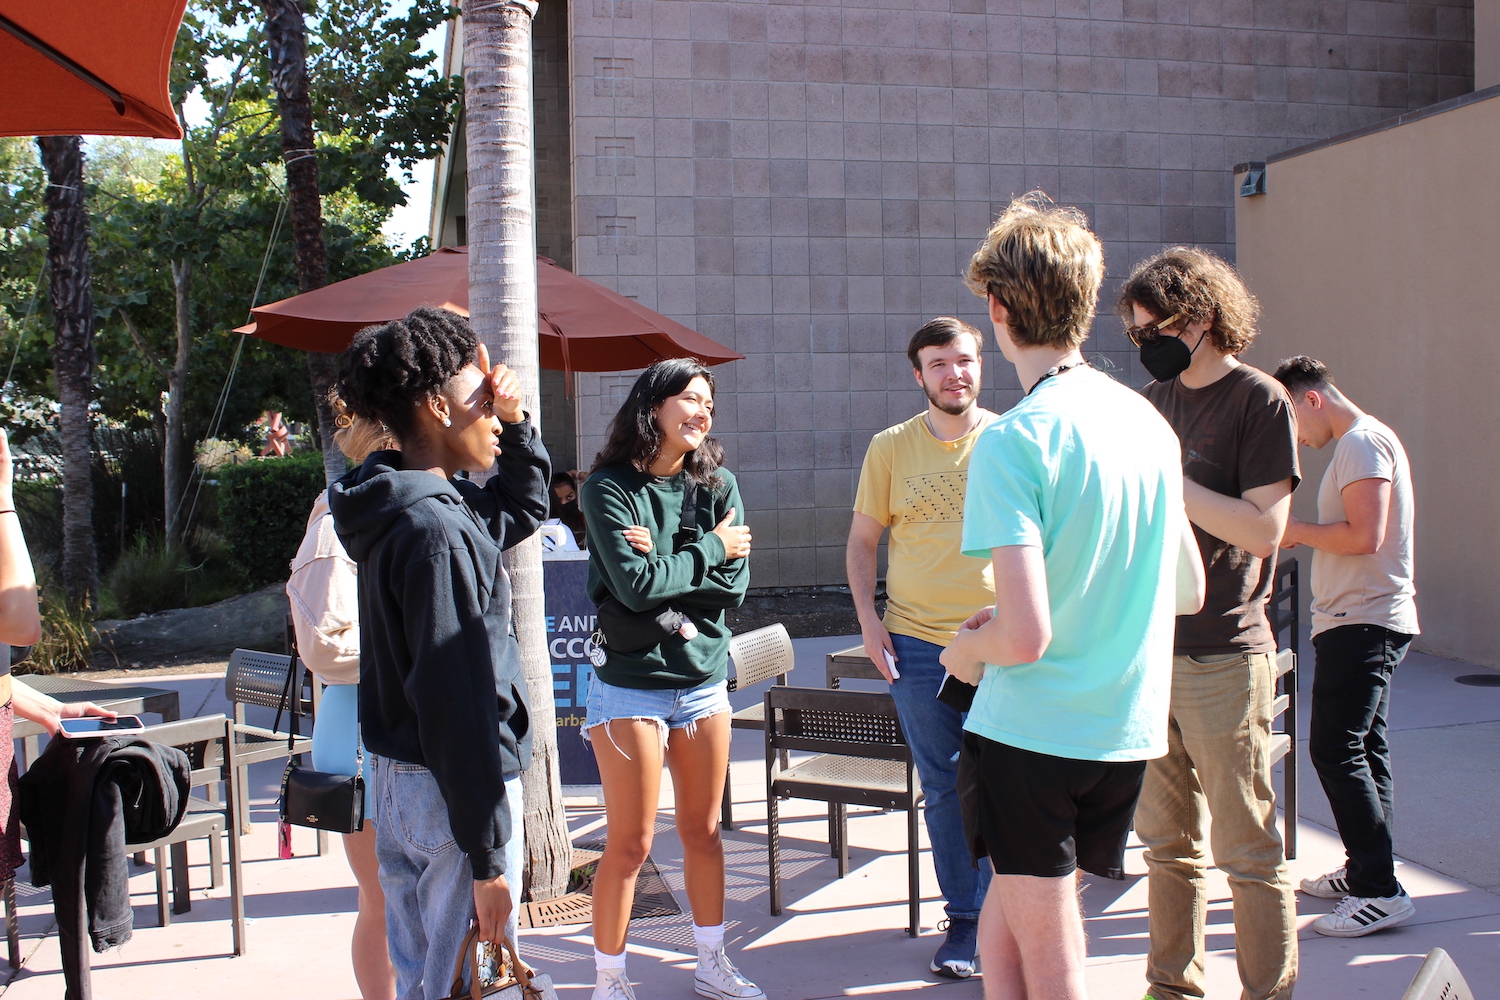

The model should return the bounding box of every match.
[963,192,1105,350]
[329,391,392,463]
[1117,247,1261,355]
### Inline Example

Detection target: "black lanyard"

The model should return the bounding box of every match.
[1028,359,1088,395]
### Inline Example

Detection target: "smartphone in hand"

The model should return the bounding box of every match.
[57,715,144,738]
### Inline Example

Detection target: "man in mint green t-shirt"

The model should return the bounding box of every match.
[941,194,1203,1000]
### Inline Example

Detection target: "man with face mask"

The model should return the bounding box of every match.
[847,316,996,978]
[1118,248,1301,1000]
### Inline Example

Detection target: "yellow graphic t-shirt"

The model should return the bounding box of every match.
[853,412,997,645]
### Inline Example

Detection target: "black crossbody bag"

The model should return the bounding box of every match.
[276,655,364,834]
[592,482,702,655]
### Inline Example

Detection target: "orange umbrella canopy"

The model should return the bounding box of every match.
[0,0,187,139]
[238,247,744,373]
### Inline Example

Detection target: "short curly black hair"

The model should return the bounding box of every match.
[336,306,478,443]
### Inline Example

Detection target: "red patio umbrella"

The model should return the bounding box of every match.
[0,0,188,139]
[236,247,744,374]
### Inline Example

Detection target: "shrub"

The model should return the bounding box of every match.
[14,568,100,676]
[218,451,327,586]
[103,535,192,617]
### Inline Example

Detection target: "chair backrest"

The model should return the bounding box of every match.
[727,623,794,692]
[1401,948,1474,1000]
[139,714,232,788]
[225,648,298,718]
[1269,555,1299,650]
[765,686,908,760]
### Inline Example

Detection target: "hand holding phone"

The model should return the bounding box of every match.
[57,715,145,738]
[883,648,900,680]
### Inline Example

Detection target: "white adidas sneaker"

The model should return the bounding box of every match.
[1312,890,1416,937]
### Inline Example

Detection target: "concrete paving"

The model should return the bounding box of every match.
[2,633,1497,999]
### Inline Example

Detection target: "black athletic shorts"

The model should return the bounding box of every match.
[958,731,1147,880]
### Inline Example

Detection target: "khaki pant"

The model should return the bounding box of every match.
[1137,651,1298,1000]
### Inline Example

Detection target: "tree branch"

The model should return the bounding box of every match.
[117,307,171,382]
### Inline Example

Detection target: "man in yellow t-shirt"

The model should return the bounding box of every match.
[847,316,997,978]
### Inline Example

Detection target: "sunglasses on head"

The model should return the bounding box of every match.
[1125,311,1186,347]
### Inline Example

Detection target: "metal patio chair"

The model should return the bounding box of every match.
[764,686,922,937]
[721,623,795,830]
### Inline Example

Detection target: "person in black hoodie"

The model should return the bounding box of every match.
[329,307,549,1000]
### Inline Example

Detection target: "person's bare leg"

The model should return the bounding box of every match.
[589,719,667,955]
[664,712,731,925]
[343,825,396,1000]
[986,873,1089,1000]
[977,884,1026,1000]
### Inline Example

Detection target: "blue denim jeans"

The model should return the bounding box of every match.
[888,633,992,921]
[372,755,524,1000]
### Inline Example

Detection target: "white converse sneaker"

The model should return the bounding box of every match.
[694,945,765,1000]
[1299,865,1353,899]
[1312,890,1416,937]
[592,966,638,1000]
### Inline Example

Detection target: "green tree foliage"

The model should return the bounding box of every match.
[0,0,460,455]
[217,451,326,586]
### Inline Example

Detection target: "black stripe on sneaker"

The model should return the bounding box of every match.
[1351,904,1388,925]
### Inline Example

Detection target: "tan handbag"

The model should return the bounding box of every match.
[444,931,559,1000]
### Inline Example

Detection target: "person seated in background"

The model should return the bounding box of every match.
[549,470,587,549]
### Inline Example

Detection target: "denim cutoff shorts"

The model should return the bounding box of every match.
[582,676,730,756]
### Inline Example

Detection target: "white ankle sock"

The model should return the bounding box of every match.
[693,923,725,952]
[595,948,627,973]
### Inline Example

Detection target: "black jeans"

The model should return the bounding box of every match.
[1309,623,1413,898]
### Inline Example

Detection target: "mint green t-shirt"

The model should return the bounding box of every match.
[961,366,1184,762]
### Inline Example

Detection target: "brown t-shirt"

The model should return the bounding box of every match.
[1144,364,1300,654]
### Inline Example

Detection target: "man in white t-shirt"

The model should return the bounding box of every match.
[1274,356,1419,938]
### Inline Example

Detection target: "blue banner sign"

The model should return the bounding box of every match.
[542,553,601,785]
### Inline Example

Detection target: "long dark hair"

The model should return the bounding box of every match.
[591,358,724,487]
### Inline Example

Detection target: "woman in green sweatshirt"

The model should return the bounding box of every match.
[579,359,759,1000]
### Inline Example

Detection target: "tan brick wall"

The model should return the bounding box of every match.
[568,0,1473,587]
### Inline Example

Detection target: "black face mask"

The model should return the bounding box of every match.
[1140,334,1193,382]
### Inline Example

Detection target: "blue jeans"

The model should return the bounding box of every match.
[372,756,524,1000]
[888,633,992,921]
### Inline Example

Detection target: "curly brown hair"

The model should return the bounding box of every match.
[963,192,1105,350]
[1117,247,1261,355]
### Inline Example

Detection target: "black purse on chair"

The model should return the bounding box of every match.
[276,655,364,834]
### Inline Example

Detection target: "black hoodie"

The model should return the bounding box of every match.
[329,418,550,880]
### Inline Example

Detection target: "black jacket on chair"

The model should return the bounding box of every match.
[18,735,190,1000]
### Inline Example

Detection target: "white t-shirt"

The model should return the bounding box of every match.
[1310,415,1419,637]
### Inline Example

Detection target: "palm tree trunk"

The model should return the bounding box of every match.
[463,0,570,903]
[263,0,343,485]
[36,136,98,608]
[164,259,193,544]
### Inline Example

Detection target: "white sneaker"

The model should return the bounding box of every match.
[694,945,765,1000]
[1312,890,1416,937]
[592,967,638,1000]
[1299,866,1353,899]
